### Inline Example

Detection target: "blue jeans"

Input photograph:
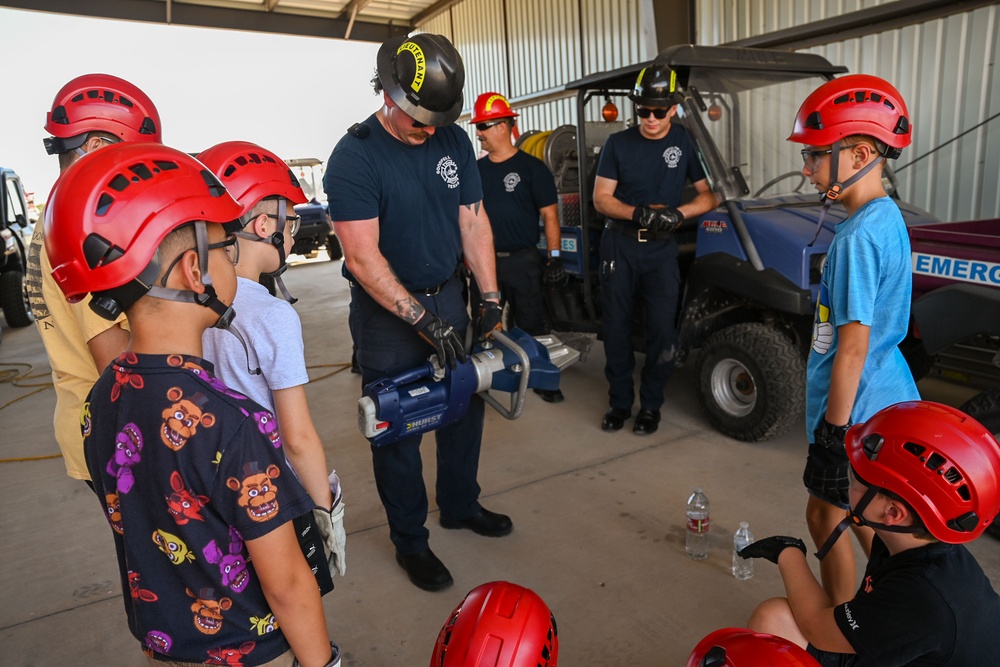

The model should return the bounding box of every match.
[350,276,484,554]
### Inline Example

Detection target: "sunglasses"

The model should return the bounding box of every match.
[636,107,669,119]
[475,120,505,132]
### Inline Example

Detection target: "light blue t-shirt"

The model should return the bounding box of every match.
[806,196,919,439]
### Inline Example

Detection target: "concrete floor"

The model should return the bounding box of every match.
[1,253,997,666]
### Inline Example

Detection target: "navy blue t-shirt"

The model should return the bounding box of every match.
[596,124,705,209]
[478,150,558,252]
[324,114,483,289]
[84,353,315,665]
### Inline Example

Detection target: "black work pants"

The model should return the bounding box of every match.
[599,228,680,412]
[350,276,484,555]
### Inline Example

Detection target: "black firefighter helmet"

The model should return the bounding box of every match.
[376,33,465,127]
[628,64,678,107]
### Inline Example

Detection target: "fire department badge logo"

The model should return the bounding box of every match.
[663,146,682,168]
[436,156,460,189]
[503,172,521,192]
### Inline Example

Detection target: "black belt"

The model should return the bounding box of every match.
[412,275,455,296]
[496,247,536,258]
[604,220,672,242]
[348,276,453,296]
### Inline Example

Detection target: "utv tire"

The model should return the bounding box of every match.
[961,390,1000,540]
[326,234,343,261]
[696,322,805,442]
[0,269,33,327]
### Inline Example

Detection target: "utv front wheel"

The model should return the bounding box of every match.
[0,269,33,327]
[326,234,343,261]
[696,322,805,441]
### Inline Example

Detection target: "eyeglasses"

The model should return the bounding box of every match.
[267,213,300,237]
[800,148,834,170]
[636,107,669,119]
[161,234,238,284]
[475,120,505,132]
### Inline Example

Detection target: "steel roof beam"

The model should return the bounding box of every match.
[0,0,409,42]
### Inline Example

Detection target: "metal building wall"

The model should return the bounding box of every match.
[417,0,657,137]
[696,0,1000,222]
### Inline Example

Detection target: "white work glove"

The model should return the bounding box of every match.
[313,470,347,577]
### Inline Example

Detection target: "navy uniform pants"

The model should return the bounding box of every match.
[350,275,484,555]
[471,248,546,336]
[599,227,681,413]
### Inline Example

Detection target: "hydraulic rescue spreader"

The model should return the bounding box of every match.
[358,328,578,447]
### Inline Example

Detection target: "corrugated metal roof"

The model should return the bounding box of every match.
[0,0,451,41]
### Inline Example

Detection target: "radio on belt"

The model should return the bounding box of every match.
[358,328,578,447]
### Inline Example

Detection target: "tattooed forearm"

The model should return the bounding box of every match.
[396,297,426,324]
[462,200,482,216]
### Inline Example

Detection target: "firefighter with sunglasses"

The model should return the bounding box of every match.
[593,64,717,436]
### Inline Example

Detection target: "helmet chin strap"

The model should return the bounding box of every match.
[807,143,886,247]
[237,199,298,304]
[814,484,921,560]
[147,221,236,330]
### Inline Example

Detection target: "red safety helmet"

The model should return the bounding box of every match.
[471,92,518,125]
[788,74,911,159]
[45,142,243,306]
[686,628,820,667]
[431,581,558,667]
[847,401,1000,544]
[44,73,161,155]
[197,141,307,215]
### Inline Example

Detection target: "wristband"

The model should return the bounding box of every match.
[481,291,501,302]
[549,250,560,258]
[293,641,341,667]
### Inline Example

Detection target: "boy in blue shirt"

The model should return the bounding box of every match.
[791,75,921,604]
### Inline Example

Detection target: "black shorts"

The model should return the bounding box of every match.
[803,441,850,510]
[807,644,859,666]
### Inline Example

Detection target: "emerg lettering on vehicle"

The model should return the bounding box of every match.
[912,253,1000,287]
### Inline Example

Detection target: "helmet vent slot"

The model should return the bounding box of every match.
[96,193,115,217]
[925,452,947,471]
[223,165,237,178]
[834,93,850,104]
[153,160,178,172]
[903,441,926,457]
[119,96,134,108]
[129,163,154,181]
[943,467,964,485]
[109,174,130,192]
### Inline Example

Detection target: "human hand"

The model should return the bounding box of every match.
[738,535,807,564]
[476,301,503,341]
[414,312,467,368]
[814,418,850,452]
[649,205,684,232]
[632,205,658,229]
[544,257,567,285]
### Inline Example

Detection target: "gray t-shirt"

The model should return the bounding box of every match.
[202,277,309,411]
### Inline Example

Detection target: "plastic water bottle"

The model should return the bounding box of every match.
[685,487,710,560]
[733,522,754,580]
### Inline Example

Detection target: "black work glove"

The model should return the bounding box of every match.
[632,205,685,233]
[544,257,567,285]
[414,312,467,369]
[814,418,850,452]
[738,536,807,564]
[476,301,503,342]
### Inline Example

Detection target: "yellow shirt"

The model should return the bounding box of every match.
[26,224,128,480]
